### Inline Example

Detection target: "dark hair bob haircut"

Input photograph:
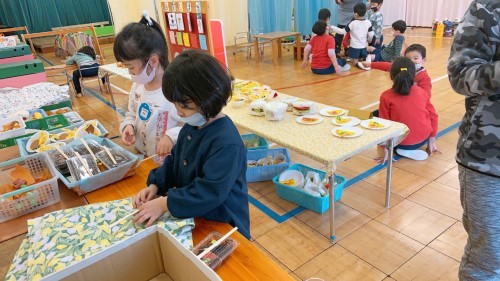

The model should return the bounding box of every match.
[78,46,96,60]
[312,20,328,36]
[404,43,427,59]
[162,50,233,120]
[390,57,416,95]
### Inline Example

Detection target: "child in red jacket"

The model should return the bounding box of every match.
[376,57,440,163]
[360,44,431,95]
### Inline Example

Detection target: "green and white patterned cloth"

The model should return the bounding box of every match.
[5,198,195,281]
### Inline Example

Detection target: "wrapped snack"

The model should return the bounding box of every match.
[263,101,287,121]
[47,146,76,176]
[292,101,317,116]
[248,100,266,116]
[66,154,100,181]
[72,139,103,155]
[281,97,299,112]
[95,147,132,169]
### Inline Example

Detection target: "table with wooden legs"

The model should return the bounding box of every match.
[253,31,302,65]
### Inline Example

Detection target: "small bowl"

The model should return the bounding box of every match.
[278,170,305,188]
[272,153,287,164]
[36,141,66,153]
[26,130,50,153]
[231,97,245,108]
[75,120,101,138]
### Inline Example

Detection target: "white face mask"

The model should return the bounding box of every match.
[131,61,155,85]
[415,63,422,70]
[178,112,207,127]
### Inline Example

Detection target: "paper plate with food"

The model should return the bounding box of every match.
[331,126,363,138]
[331,115,360,126]
[26,130,50,152]
[36,141,66,153]
[319,107,346,117]
[296,115,323,125]
[75,120,102,138]
[360,118,391,130]
[50,129,77,142]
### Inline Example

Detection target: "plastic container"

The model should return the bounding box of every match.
[62,111,84,125]
[45,135,140,194]
[272,164,346,214]
[192,231,240,270]
[246,148,291,182]
[241,133,268,150]
[24,114,71,131]
[16,120,108,157]
[0,116,26,141]
[0,154,60,222]
[41,100,73,112]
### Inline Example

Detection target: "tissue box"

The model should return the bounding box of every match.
[273,164,346,214]
[34,226,222,281]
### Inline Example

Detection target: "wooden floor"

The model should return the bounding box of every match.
[0,28,466,281]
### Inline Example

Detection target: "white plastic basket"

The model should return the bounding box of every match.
[0,154,60,222]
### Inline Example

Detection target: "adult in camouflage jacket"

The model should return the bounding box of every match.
[448,0,500,280]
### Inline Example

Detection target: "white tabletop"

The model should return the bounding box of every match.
[99,63,132,81]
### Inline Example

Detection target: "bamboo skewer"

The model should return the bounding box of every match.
[197,227,238,259]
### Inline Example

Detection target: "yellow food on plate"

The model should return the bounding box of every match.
[32,112,43,120]
[280,178,296,186]
[368,121,385,128]
[336,116,352,124]
[302,117,318,123]
[327,110,343,116]
[336,129,355,137]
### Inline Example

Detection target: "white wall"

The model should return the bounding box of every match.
[109,0,248,47]
[208,0,248,47]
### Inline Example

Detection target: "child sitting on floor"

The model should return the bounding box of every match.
[360,44,431,95]
[302,21,350,75]
[376,57,440,163]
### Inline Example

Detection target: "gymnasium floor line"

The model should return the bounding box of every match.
[273,70,367,91]
[250,120,460,224]
[359,74,450,110]
[38,53,126,116]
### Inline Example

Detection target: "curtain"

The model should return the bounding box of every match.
[294,0,336,36]
[248,0,292,34]
[0,0,111,33]
[381,0,406,26]
[405,0,474,27]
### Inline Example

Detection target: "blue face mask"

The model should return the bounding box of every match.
[415,63,423,70]
[179,112,207,127]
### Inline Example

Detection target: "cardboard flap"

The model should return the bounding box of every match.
[345,107,373,120]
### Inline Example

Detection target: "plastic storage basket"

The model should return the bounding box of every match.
[241,133,269,150]
[17,120,109,157]
[246,148,291,182]
[46,135,139,194]
[273,164,346,214]
[0,154,60,222]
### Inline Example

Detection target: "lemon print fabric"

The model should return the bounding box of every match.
[5,198,195,281]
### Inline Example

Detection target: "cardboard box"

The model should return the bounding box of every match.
[42,226,222,281]
[345,107,374,120]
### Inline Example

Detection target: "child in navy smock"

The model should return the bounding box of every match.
[132,50,250,239]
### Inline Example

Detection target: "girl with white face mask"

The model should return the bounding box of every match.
[132,50,251,240]
[114,14,181,165]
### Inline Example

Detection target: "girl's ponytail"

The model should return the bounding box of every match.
[390,57,416,95]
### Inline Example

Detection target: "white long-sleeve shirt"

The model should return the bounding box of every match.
[119,83,181,159]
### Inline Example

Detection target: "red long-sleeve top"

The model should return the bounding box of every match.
[371,62,432,95]
[379,85,438,145]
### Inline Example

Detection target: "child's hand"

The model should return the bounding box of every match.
[133,184,158,208]
[157,135,174,156]
[335,65,346,75]
[133,196,167,227]
[375,38,380,45]
[121,125,135,145]
[426,137,441,155]
[301,60,308,69]
[374,145,397,165]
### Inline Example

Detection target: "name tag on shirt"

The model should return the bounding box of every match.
[138,102,153,121]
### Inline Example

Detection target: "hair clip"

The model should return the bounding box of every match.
[143,10,153,26]
[400,68,407,71]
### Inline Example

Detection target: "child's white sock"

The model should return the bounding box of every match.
[396,149,428,161]
[366,54,372,63]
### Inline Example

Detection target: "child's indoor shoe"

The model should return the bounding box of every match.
[396,149,428,161]
[341,64,351,72]
[356,62,371,71]
[365,54,372,63]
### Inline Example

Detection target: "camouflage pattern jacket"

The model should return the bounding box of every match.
[448,0,500,178]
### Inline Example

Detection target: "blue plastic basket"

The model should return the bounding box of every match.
[241,133,269,150]
[16,120,109,157]
[272,164,346,214]
[246,148,291,182]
